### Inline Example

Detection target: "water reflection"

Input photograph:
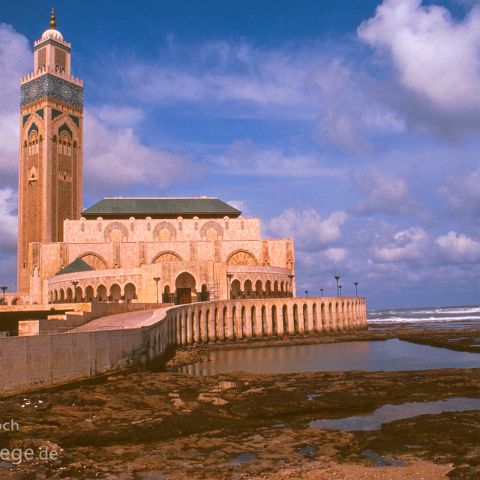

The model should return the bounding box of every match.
[309,397,480,431]
[173,339,480,375]
[229,452,257,466]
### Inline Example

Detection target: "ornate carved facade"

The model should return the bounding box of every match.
[42,215,296,305]
[17,10,83,292]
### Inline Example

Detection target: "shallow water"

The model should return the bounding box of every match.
[174,339,480,375]
[229,452,257,466]
[309,397,480,431]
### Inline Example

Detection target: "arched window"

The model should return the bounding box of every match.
[230,280,241,299]
[227,250,258,266]
[153,222,177,242]
[78,253,108,270]
[104,222,128,242]
[124,283,137,302]
[28,131,39,155]
[152,251,182,263]
[59,131,72,156]
[29,166,38,183]
[163,285,172,303]
[200,221,223,241]
[200,284,209,302]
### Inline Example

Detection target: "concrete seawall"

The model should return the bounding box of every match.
[0,297,366,396]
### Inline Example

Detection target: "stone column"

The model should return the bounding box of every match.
[216,308,225,341]
[254,306,263,337]
[193,308,201,343]
[286,305,295,335]
[187,311,194,344]
[226,306,234,340]
[266,306,274,337]
[245,305,253,338]
[179,312,186,345]
[175,314,182,345]
[276,305,285,337]
[208,307,216,342]
[297,306,306,334]
[330,302,337,332]
[234,308,243,339]
[200,308,208,343]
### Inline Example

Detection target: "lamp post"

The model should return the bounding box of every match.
[320,288,324,296]
[153,277,160,303]
[338,285,342,297]
[71,281,79,303]
[0,286,7,305]
[334,275,341,297]
[305,290,308,297]
[354,282,359,297]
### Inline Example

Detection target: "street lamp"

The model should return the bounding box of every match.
[320,288,324,296]
[354,282,359,297]
[305,290,308,297]
[71,281,79,302]
[334,275,341,297]
[0,286,7,305]
[153,277,161,303]
[338,285,343,297]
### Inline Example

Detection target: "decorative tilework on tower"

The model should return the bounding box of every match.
[17,9,83,293]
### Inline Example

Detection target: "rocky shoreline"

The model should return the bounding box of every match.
[0,326,478,479]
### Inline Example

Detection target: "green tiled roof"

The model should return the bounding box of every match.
[82,197,241,219]
[56,258,94,276]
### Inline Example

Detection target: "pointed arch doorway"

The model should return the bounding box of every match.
[175,272,196,305]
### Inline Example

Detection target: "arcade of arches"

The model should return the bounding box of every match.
[48,272,294,305]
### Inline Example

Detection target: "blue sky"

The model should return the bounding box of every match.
[1,0,480,308]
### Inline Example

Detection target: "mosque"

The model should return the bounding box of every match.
[12,10,296,307]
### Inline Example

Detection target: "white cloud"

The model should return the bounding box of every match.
[374,226,429,262]
[440,167,480,215]
[116,41,314,109]
[358,0,480,112]
[314,59,405,150]
[101,41,404,152]
[354,168,421,216]
[83,111,200,198]
[268,208,347,251]
[0,187,18,253]
[209,140,344,178]
[226,199,249,217]
[0,24,31,187]
[324,247,348,263]
[95,105,145,128]
[435,231,480,262]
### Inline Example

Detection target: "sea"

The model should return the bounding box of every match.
[368,305,480,330]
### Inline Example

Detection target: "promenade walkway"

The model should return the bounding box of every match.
[72,306,172,332]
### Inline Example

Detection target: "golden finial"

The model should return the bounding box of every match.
[50,7,56,29]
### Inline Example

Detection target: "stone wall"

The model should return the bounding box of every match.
[0,297,367,396]
[63,217,261,243]
[165,297,367,346]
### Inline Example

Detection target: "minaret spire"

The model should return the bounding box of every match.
[50,7,56,29]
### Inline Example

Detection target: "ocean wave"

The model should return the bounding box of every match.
[368,316,480,323]
[370,306,480,316]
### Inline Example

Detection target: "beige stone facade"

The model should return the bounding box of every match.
[40,215,296,305]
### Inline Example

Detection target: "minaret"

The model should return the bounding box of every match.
[17,9,84,293]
